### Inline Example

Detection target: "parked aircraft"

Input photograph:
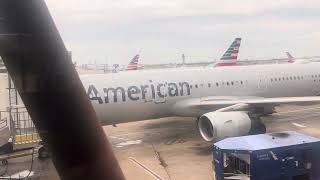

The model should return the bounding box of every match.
[126,54,140,71]
[286,52,295,63]
[82,63,320,142]
[286,52,320,64]
[214,38,241,67]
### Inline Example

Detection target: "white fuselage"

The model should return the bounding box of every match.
[80,63,320,125]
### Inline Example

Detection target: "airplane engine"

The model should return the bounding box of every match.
[198,111,251,142]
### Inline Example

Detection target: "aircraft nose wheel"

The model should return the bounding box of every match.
[249,121,266,135]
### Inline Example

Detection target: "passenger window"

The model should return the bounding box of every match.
[231,81,234,85]
[216,83,219,87]
[286,77,289,80]
[208,83,211,87]
[290,77,292,80]
[195,84,198,88]
[271,78,273,82]
[294,76,296,80]
[227,82,229,86]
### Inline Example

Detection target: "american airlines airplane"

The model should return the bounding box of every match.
[112,54,141,73]
[126,54,140,71]
[81,63,320,142]
[285,52,320,64]
[286,52,295,63]
[214,38,241,67]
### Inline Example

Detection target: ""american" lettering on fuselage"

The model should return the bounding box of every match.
[87,80,191,104]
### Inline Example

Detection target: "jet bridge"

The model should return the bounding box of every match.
[213,131,320,180]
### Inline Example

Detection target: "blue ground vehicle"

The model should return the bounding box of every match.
[213,131,320,180]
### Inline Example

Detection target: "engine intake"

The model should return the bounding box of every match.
[198,111,251,141]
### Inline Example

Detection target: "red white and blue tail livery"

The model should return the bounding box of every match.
[215,38,241,67]
[126,54,140,70]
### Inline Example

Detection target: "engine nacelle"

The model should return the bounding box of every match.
[198,111,251,142]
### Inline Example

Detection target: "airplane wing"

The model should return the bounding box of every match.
[200,96,320,106]
[173,96,320,116]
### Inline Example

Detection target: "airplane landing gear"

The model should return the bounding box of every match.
[249,120,266,135]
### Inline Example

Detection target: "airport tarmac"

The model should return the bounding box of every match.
[1,104,320,179]
[105,104,320,180]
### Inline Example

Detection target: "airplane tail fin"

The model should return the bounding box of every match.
[215,38,241,67]
[126,54,140,70]
[286,52,295,63]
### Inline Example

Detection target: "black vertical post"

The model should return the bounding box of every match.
[0,1,125,179]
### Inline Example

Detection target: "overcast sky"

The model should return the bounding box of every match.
[45,0,320,65]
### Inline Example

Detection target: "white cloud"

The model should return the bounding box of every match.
[44,0,320,64]
[46,0,320,20]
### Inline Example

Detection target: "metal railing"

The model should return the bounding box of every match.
[0,111,8,131]
[8,107,40,145]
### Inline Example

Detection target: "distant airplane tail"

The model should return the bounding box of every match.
[286,52,295,63]
[126,54,140,70]
[215,38,241,67]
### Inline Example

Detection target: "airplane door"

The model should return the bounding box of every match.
[154,81,167,104]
